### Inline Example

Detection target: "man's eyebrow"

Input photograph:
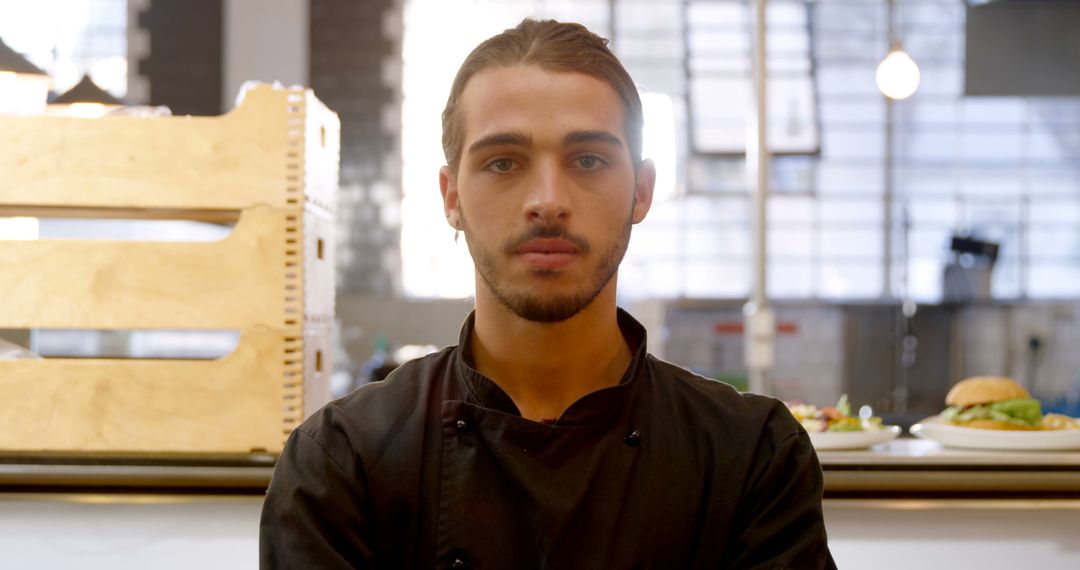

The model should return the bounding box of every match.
[467,132,532,155]
[563,130,623,148]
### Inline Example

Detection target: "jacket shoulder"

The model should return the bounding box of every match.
[645,355,801,438]
[293,346,455,465]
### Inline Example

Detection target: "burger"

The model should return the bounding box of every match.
[941,376,1043,430]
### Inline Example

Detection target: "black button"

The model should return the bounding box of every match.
[624,429,642,447]
[448,550,471,568]
[455,419,471,434]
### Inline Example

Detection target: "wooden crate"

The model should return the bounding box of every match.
[0,84,338,214]
[0,206,335,330]
[0,84,338,455]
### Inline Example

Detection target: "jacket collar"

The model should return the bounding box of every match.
[453,307,648,426]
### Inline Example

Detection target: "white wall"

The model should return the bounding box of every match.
[4,495,1080,568]
[826,502,1080,569]
[0,495,262,570]
[222,0,308,109]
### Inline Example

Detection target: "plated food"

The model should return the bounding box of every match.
[941,376,1042,430]
[786,395,901,450]
[940,376,1079,431]
[911,376,1080,450]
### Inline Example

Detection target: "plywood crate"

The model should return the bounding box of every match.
[0,84,339,454]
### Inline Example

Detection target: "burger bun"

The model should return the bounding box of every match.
[945,376,1030,407]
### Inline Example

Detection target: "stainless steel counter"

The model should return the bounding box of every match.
[0,454,274,493]
[4,439,1080,499]
[819,438,1080,498]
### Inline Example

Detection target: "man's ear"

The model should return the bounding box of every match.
[439,166,460,229]
[631,158,656,224]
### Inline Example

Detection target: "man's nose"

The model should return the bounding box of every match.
[524,161,571,224]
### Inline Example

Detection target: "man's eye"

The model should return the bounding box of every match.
[575,155,605,170]
[487,158,516,172]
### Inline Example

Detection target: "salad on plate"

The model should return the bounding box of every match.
[786,395,900,450]
[786,394,883,433]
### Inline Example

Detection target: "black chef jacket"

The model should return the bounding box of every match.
[260,309,835,569]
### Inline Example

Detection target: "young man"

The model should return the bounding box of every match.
[261,19,835,569]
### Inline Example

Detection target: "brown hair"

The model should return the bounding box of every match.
[441,18,643,171]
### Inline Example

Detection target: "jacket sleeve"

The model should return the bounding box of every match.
[259,426,376,569]
[726,411,837,570]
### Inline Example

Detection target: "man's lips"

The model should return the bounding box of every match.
[514,239,579,255]
[514,239,580,269]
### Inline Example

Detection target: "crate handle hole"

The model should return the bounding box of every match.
[317,238,324,260]
[315,350,323,372]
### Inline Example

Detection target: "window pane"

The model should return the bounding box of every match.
[769,261,814,298]
[820,262,882,298]
[1028,265,1080,298]
[821,229,881,257]
[686,261,751,298]
[769,228,814,258]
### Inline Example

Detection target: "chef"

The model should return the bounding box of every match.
[260,18,835,569]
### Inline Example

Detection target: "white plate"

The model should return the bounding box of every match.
[911,415,1080,451]
[808,425,901,450]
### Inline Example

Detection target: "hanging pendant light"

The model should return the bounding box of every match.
[0,35,51,114]
[876,41,921,100]
[47,73,127,118]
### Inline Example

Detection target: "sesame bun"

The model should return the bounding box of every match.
[945,376,1030,407]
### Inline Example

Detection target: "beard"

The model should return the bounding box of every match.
[460,209,633,323]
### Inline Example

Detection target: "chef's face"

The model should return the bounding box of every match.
[440,65,654,323]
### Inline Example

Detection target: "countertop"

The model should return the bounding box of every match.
[3,439,1080,498]
[818,438,1080,498]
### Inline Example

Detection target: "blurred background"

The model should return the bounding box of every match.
[3,0,1080,429]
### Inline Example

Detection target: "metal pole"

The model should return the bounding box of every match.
[608,0,618,44]
[745,0,774,395]
[884,103,894,298]
[883,0,895,299]
[754,0,769,307]
[885,0,907,413]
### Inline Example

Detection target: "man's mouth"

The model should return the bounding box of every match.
[514,239,580,269]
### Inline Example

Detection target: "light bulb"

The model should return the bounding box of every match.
[65,102,109,118]
[876,49,921,100]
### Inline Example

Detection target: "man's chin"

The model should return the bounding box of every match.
[512,304,584,323]
[501,293,594,323]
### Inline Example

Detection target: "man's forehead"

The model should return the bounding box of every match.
[466,129,625,157]
[460,64,621,105]
[457,65,628,151]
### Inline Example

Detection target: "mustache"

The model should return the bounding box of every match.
[502,224,592,255]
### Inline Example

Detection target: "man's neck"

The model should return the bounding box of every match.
[470,285,632,422]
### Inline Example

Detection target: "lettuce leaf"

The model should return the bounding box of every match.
[989,398,1042,425]
[942,398,1043,427]
[835,394,851,418]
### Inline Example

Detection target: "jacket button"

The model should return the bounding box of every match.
[449,552,471,568]
[624,429,642,447]
[456,419,470,433]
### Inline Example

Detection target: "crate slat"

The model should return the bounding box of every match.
[0,205,329,329]
[0,327,331,454]
[302,325,334,419]
[0,85,339,214]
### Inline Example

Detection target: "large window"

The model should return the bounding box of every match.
[0,0,128,97]
[687,1,819,154]
[0,0,127,242]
